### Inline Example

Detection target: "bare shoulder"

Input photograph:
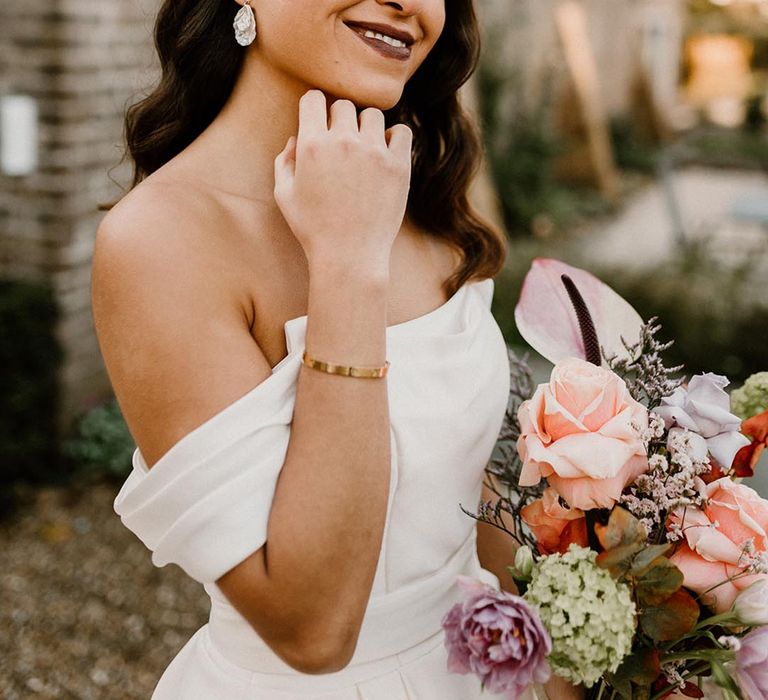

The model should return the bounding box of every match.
[96,178,238,263]
[91,178,273,469]
[93,176,252,327]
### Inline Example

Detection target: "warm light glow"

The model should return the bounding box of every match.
[685,34,753,102]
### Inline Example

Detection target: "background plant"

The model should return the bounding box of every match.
[0,278,63,488]
[62,397,134,479]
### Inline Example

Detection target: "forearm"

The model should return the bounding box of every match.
[476,474,522,594]
[476,517,520,595]
[264,262,392,649]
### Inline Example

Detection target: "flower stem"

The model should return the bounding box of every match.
[595,681,605,700]
[661,650,736,663]
[692,611,739,631]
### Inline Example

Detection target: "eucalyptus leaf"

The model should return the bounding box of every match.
[595,507,647,550]
[640,589,699,642]
[630,544,672,575]
[607,648,660,690]
[597,543,644,578]
[636,558,685,607]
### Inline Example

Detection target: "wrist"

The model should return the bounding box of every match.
[308,254,390,287]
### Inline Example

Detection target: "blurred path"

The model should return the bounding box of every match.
[0,483,208,699]
[567,166,768,289]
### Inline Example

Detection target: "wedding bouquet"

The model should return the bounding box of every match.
[441,258,768,699]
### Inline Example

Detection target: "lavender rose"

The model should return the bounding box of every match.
[441,574,552,698]
[733,626,768,699]
[656,373,750,469]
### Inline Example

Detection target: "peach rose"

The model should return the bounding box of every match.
[517,357,650,510]
[668,478,768,613]
[520,487,588,555]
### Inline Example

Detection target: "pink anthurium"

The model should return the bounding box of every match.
[514,258,644,366]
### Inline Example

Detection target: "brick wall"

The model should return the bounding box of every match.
[0,0,159,436]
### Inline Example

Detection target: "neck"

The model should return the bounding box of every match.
[178,49,316,206]
[164,47,414,230]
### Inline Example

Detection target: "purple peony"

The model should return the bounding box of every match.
[734,626,768,700]
[441,575,552,698]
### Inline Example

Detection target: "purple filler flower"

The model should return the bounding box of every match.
[441,575,552,698]
[734,626,768,700]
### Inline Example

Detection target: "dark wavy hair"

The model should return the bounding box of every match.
[102,0,507,297]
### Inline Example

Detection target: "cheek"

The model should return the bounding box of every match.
[255,8,311,59]
[416,3,447,60]
[258,12,346,83]
[432,2,447,40]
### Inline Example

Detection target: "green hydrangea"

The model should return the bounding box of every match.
[523,544,636,687]
[731,372,768,420]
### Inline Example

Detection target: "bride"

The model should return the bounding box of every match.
[91,0,583,697]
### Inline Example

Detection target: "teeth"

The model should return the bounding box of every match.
[362,29,407,48]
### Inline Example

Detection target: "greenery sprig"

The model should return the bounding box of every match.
[604,318,685,409]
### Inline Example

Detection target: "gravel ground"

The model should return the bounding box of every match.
[0,478,210,699]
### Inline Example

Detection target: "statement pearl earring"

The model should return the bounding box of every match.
[233,0,257,46]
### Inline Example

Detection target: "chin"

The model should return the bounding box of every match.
[320,80,405,112]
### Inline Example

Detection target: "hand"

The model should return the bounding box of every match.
[273,89,413,275]
[535,676,586,700]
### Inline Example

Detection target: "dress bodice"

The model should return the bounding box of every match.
[114,275,511,675]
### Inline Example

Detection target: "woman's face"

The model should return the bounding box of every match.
[250,0,446,110]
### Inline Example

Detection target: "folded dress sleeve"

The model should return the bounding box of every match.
[113,355,302,584]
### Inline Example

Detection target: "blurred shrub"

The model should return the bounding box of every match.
[476,61,610,237]
[63,397,134,478]
[595,249,768,383]
[610,116,660,174]
[0,278,64,486]
[681,127,768,171]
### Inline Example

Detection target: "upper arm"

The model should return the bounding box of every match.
[92,187,349,673]
[91,184,273,470]
[92,187,360,672]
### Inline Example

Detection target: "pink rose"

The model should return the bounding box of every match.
[520,487,588,555]
[517,357,650,510]
[668,478,768,613]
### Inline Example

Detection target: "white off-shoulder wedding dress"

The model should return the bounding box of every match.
[113,276,541,700]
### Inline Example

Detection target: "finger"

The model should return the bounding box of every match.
[285,134,297,162]
[385,123,413,161]
[328,98,359,135]
[358,108,386,149]
[274,135,296,189]
[297,90,328,149]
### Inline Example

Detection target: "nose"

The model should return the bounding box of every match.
[375,0,416,13]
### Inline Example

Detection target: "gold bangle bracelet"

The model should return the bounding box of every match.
[301,350,390,378]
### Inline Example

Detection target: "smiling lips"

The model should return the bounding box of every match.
[347,24,414,61]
